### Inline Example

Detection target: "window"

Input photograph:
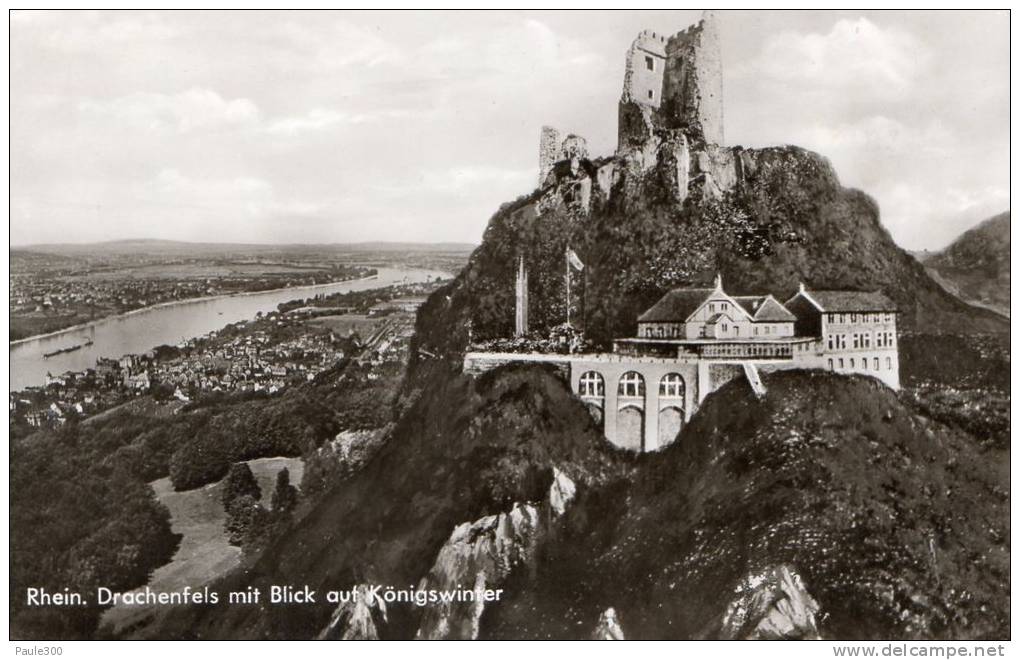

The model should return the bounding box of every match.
[861,358,867,370]
[660,373,685,398]
[852,333,860,349]
[647,90,654,100]
[828,358,834,370]
[735,326,740,336]
[827,335,834,350]
[722,323,728,332]
[709,304,715,312]
[765,326,770,335]
[850,358,855,368]
[886,357,892,370]
[863,332,871,348]
[839,358,844,369]
[873,357,879,370]
[755,327,760,336]
[619,371,645,397]
[579,371,604,397]
[645,56,654,71]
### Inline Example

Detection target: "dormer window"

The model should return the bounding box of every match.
[645,56,654,71]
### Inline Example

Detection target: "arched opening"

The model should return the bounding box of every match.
[578,371,605,398]
[658,406,684,448]
[659,373,685,400]
[617,405,644,451]
[618,371,645,398]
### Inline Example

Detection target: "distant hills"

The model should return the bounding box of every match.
[12,239,477,256]
[921,212,1010,318]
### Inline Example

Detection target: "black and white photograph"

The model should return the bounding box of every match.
[7,8,1012,650]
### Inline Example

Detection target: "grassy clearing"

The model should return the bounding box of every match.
[100,456,303,637]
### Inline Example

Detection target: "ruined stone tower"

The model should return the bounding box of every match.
[538,126,589,186]
[619,11,724,148]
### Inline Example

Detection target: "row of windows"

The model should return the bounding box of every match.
[578,371,685,399]
[828,356,894,371]
[826,312,894,324]
[643,325,682,338]
[827,331,895,351]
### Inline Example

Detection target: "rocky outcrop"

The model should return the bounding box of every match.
[548,467,577,516]
[415,503,541,640]
[318,584,389,640]
[592,608,626,640]
[719,565,820,640]
[415,468,577,639]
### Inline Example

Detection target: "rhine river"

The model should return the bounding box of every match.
[10,267,445,391]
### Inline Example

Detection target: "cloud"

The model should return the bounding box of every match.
[748,18,930,101]
[265,107,411,135]
[793,116,953,158]
[375,165,534,197]
[147,168,321,218]
[12,11,179,50]
[79,88,260,133]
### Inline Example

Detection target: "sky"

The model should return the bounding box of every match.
[9,10,1010,250]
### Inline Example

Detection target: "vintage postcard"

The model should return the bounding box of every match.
[7,8,1011,652]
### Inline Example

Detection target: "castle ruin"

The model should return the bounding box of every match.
[535,12,732,203]
[619,13,724,148]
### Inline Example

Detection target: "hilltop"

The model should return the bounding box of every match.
[923,212,1010,318]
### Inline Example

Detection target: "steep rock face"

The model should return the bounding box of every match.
[416,468,577,640]
[720,565,820,640]
[318,584,388,640]
[592,608,626,640]
[415,503,541,640]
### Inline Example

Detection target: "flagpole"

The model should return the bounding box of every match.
[566,249,572,328]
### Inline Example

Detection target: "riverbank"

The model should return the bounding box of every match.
[9,272,382,347]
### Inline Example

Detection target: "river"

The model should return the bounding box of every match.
[10,267,445,391]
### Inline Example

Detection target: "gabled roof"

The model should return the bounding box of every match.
[791,289,897,313]
[750,296,797,322]
[637,288,713,323]
[731,295,766,316]
[730,295,797,322]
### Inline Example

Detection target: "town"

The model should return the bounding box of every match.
[9,281,439,436]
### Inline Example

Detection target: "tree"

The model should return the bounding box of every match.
[221,462,261,508]
[270,467,298,514]
[223,494,268,547]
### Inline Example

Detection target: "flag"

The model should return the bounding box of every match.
[566,248,585,272]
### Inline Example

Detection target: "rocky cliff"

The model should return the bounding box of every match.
[410,124,1004,371]
[923,211,1010,318]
